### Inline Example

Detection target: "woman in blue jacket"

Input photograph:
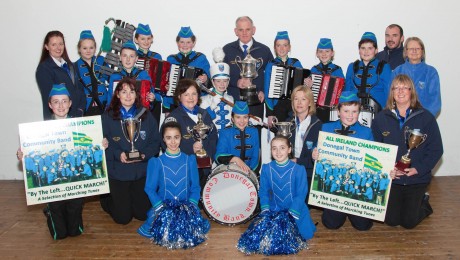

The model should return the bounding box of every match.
[372,74,443,229]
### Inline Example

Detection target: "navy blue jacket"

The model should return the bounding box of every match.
[163,106,218,159]
[102,110,160,181]
[371,108,443,185]
[223,39,274,101]
[289,115,322,177]
[36,57,86,119]
[376,45,405,70]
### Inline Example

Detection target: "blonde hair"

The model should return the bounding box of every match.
[290,85,316,116]
[385,74,422,110]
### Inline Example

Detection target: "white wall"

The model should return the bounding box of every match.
[1,0,458,179]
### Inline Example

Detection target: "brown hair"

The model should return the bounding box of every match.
[403,37,426,61]
[338,101,361,111]
[107,78,145,120]
[173,79,201,106]
[290,85,316,116]
[77,38,96,56]
[358,39,377,49]
[175,35,196,43]
[39,31,71,64]
[385,74,422,110]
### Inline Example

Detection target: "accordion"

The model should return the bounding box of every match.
[310,74,345,107]
[268,65,311,99]
[113,80,151,109]
[148,59,171,93]
[167,64,204,96]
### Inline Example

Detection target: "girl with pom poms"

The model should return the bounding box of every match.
[137,119,210,249]
[237,135,316,255]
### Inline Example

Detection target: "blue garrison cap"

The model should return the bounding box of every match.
[49,84,70,98]
[338,91,360,104]
[177,26,194,38]
[361,32,377,44]
[317,38,333,49]
[233,101,249,115]
[136,23,152,36]
[275,31,289,41]
[121,40,137,52]
[79,30,94,40]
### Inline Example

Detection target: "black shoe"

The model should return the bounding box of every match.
[43,207,50,217]
[422,193,433,217]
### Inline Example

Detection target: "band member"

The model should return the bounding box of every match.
[238,136,316,255]
[372,74,443,229]
[106,41,155,110]
[163,27,211,113]
[312,91,374,231]
[36,31,86,120]
[288,86,322,200]
[200,47,234,132]
[134,23,163,122]
[344,32,392,111]
[137,120,210,248]
[215,101,260,173]
[75,30,109,116]
[264,31,304,126]
[101,78,160,225]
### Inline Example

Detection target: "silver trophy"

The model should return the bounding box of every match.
[121,118,142,161]
[186,113,214,168]
[235,52,263,106]
[272,117,295,138]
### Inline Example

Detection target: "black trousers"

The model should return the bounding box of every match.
[100,177,151,225]
[385,183,431,229]
[150,100,162,128]
[45,198,84,240]
[322,208,373,231]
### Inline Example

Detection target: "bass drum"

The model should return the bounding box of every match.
[202,164,259,225]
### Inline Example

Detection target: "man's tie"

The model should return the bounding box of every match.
[242,44,248,57]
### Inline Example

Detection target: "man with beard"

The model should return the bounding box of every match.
[376,24,405,70]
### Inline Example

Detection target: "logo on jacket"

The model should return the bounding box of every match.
[112,137,121,142]
[306,141,313,150]
[140,131,146,140]
[382,131,390,137]
[218,64,224,72]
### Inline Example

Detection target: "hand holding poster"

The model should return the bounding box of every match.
[308,131,398,221]
[18,116,110,205]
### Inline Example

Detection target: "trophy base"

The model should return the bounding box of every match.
[196,156,212,168]
[240,88,260,106]
[395,156,411,171]
[126,151,142,161]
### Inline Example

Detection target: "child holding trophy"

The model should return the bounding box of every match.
[137,120,210,249]
[237,135,316,255]
[101,77,160,225]
[372,74,443,229]
[312,91,374,231]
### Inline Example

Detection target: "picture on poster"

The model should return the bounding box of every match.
[308,131,398,222]
[18,116,109,205]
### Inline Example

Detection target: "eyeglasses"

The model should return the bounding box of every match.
[50,99,70,106]
[392,86,411,92]
[407,48,422,52]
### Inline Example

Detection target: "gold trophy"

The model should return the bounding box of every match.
[395,127,427,171]
[235,52,263,106]
[121,118,142,161]
[187,113,214,168]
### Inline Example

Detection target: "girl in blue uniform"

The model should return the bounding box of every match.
[163,27,211,113]
[137,120,210,249]
[215,101,260,173]
[238,136,316,255]
[312,91,374,231]
[264,31,304,126]
[74,30,109,116]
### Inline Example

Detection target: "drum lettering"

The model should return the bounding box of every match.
[246,197,256,212]
[204,194,210,200]
[250,191,257,197]
[223,172,229,178]
[205,186,211,192]
[212,177,218,184]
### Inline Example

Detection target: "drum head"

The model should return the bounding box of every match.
[202,164,259,225]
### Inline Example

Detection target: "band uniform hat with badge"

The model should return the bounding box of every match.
[121,40,138,52]
[275,31,289,41]
[136,23,152,36]
[49,84,70,98]
[338,91,360,104]
[79,30,94,40]
[178,26,194,38]
[233,101,249,115]
[210,63,230,79]
[361,32,377,44]
[317,38,333,49]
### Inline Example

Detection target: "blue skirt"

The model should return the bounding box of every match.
[137,200,210,249]
[237,210,308,255]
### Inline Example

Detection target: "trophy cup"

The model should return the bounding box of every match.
[235,53,263,106]
[121,118,142,161]
[187,113,214,168]
[395,127,427,171]
[272,117,295,138]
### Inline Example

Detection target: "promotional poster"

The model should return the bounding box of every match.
[18,116,109,205]
[309,131,398,222]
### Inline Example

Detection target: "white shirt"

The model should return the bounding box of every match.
[294,115,311,158]
[239,40,254,53]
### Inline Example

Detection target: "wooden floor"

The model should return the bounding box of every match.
[0,177,459,259]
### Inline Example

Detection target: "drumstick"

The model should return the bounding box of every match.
[197,81,268,128]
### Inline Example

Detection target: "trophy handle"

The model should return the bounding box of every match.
[272,117,278,131]
[419,134,428,147]
[133,120,142,143]
[235,56,242,72]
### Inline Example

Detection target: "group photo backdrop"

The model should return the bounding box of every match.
[1,0,458,179]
